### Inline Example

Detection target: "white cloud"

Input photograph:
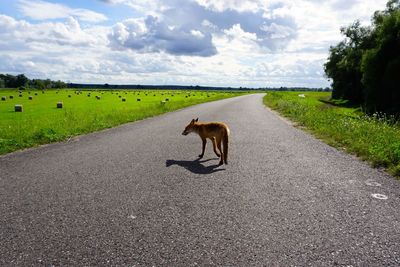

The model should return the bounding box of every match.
[98,0,164,15]
[18,0,107,22]
[0,0,390,87]
[191,30,205,38]
[195,0,261,12]
[0,15,107,48]
[222,24,257,45]
[108,16,217,56]
[0,14,177,83]
[261,23,296,39]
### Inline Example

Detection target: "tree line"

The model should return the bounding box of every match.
[0,74,66,90]
[324,0,400,115]
[1,74,329,92]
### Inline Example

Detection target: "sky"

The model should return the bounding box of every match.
[0,0,388,88]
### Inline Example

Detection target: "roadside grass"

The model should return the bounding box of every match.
[0,89,245,155]
[263,91,400,177]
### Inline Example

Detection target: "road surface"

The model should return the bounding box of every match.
[1,94,400,266]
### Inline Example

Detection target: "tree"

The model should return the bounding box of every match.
[0,73,69,90]
[44,79,52,89]
[16,74,29,88]
[324,0,400,115]
[324,21,374,104]
[53,80,66,89]
[361,0,400,114]
[3,74,17,88]
[31,79,45,89]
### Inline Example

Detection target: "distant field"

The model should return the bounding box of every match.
[264,91,400,177]
[0,89,245,155]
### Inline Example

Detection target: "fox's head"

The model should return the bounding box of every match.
[182,118,198,135]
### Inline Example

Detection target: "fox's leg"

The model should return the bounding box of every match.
[199,138,206,158]
[216,137,224,165]
[211,137,221,157]
[223,135,228,165]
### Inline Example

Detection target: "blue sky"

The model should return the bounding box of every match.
[0,0,140,24]
[0,0,388,87]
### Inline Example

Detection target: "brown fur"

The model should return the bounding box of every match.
[182,118,230,165]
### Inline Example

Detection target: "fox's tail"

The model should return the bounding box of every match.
[223,129,229,164]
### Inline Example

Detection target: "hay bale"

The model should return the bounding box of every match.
[28,96,33,100]
[57,102,63,108]
[15,104,23,112]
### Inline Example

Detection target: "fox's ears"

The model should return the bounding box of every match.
[191,118,199,124]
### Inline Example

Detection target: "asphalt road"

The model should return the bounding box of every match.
[1,93,400,266]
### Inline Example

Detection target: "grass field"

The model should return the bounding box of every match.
[0,89,245,155]
[264,91,400,177]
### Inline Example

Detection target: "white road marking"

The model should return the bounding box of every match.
[371,193,388,200]
[365,180,381,187]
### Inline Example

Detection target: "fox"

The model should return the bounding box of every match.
[182,118,230,165]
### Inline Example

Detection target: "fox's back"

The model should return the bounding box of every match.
[197,122,229,138]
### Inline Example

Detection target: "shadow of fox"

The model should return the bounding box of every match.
[166,158,225,174]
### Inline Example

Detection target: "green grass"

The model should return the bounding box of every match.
[0,89,245,155]
[263,91,400,177]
